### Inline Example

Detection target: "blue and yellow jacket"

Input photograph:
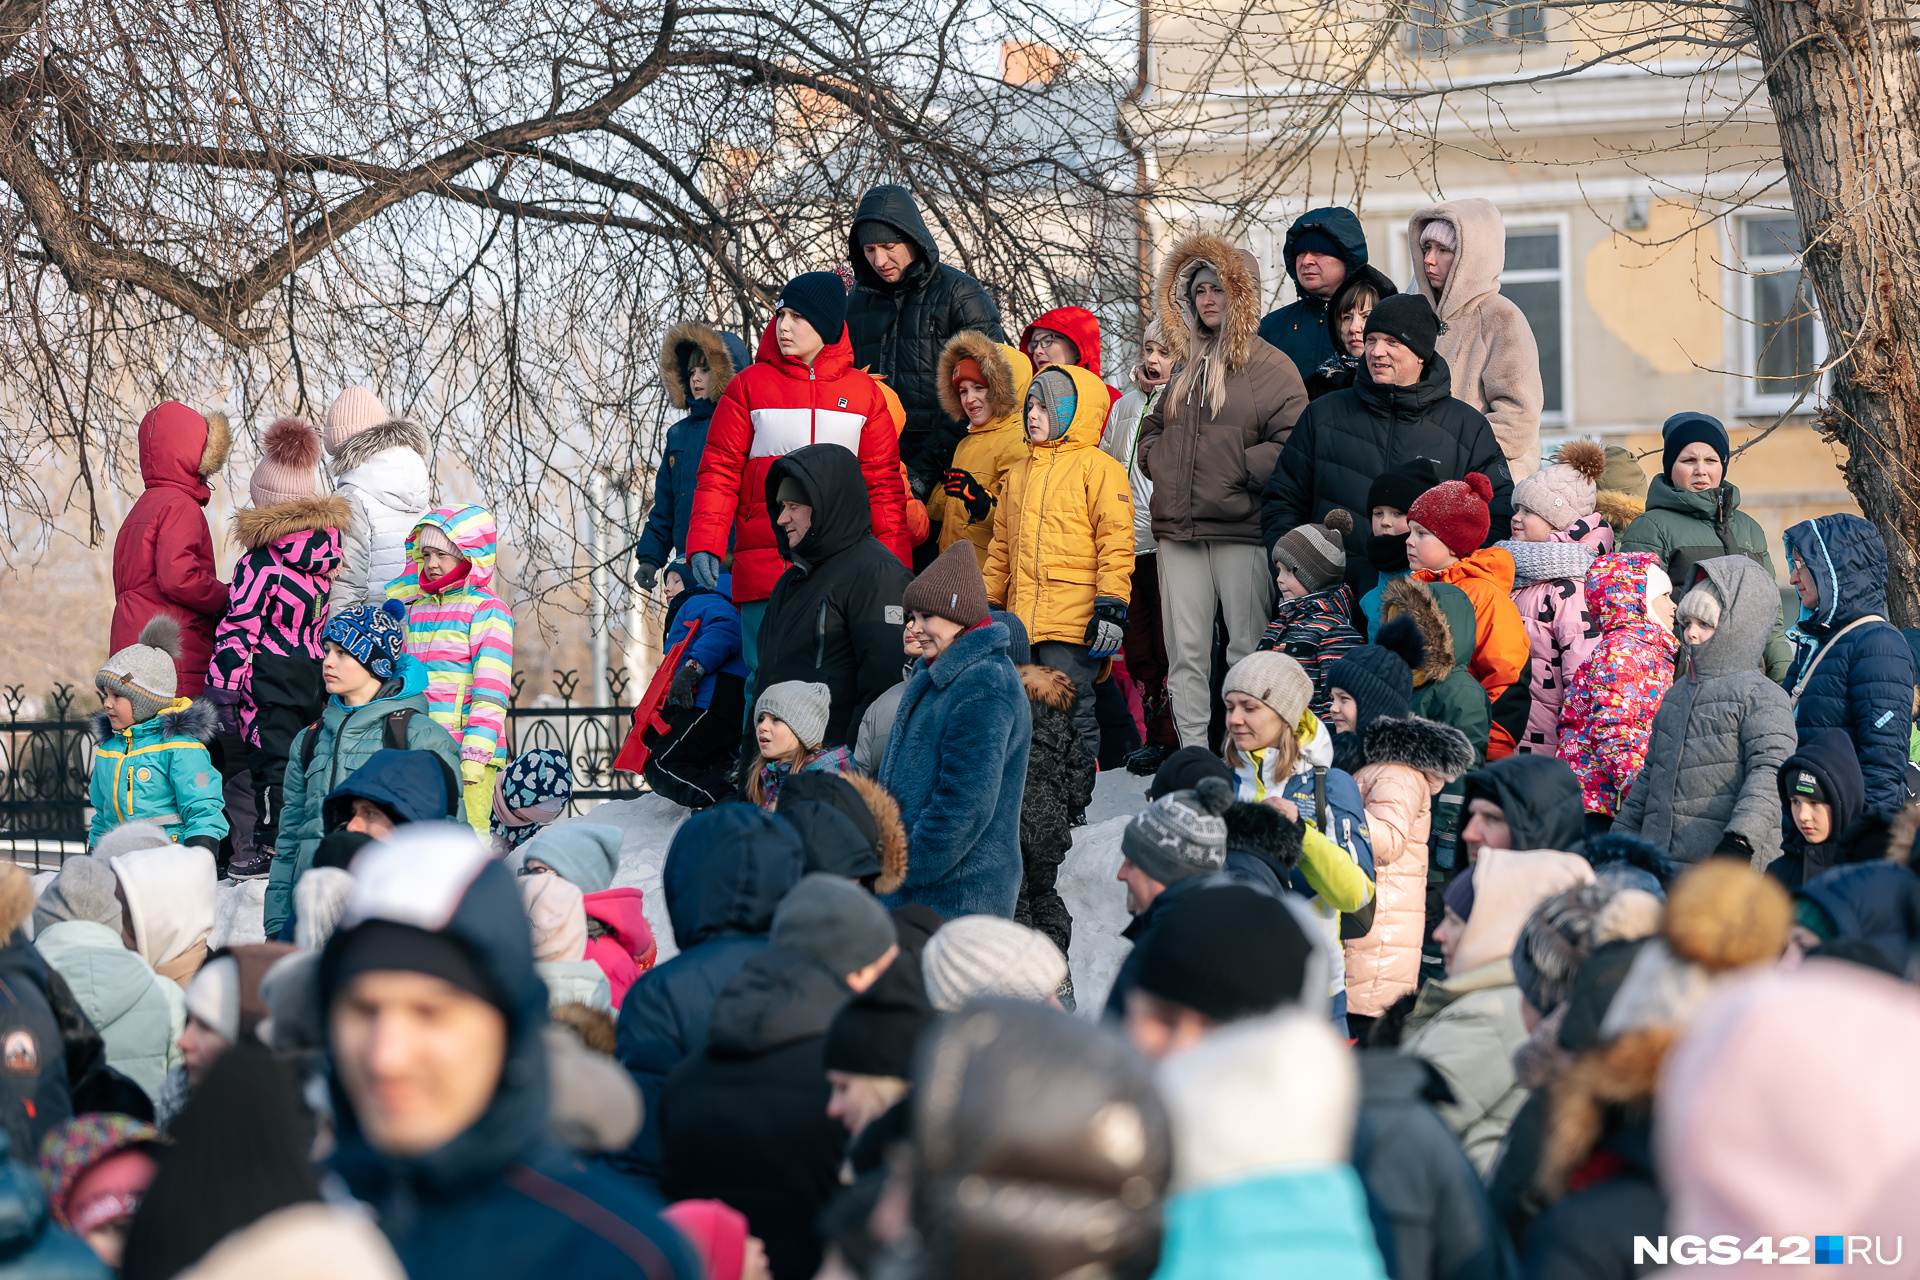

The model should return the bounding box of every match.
[87,698,227,849]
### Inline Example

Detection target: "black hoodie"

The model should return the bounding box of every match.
[844,185,1007,478]
[1459,754,1586,854]
[757,443,915,750]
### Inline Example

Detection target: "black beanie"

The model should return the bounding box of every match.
[1291,227,1345,266]
[1324,614,1423,732]
[823,952,933,1078]
[1660,411,1731,479]
[1364,293,1442,363]
[855,219,908,248]
[775,271,849,344]
[1148,746,1235,800]
[327,919,505,1014]
[1132,885,1311,1022]
[1366,457,1443,516]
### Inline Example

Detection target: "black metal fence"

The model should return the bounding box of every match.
[0,668,645,863]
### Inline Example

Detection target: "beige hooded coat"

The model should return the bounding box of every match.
[1409,199,1545,480]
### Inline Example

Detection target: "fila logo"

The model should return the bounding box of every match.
[837,397,848,408]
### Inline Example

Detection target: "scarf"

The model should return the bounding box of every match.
[1500,538,1601,589]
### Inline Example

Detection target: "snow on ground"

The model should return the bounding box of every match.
[205,769,1155,1011]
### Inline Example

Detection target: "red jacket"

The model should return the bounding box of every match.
[1020,306,1123,406]
[687,320,911,602]
[111,403,230,697]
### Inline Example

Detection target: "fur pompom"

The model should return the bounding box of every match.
[1194,774,1236,816]
[1464,472,1493,503]
[1556,437,1607,484]
[1323,508,1354,537]
[137,613,183,659]
[1663,859,1790,970]
[1375,613,1426,680]
[262,415,322,470]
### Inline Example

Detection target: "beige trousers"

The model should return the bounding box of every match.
[1157,538,1275,748]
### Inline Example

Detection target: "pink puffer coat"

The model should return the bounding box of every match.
[1343,715,1475,1018]
[1504,513,1613,754]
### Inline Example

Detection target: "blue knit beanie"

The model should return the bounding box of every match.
[1661,411,1730,479]
[323,604,407,680]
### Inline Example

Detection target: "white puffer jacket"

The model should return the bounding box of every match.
[328,420,432,611]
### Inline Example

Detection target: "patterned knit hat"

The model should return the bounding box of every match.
[902,539,990,628]
[1222,649,1315,733]
[1408,472,1495,558]
[921,915,1069,1013]
[97,615,183,723]
[323,386,388,456]
[1511,439,1606,532]
[491,748,572,851]
[1025,368,1078,442]
[248,417,323,508]
[37,1114,164,1232]
[756,681,832,752]
[1121,778,1233,886]
[1271,509,1353,592]
[321,604,407,680]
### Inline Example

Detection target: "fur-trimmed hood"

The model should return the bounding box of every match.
[327,417,431,475]
[1362,715,1474,783]
[201,411,231,478]
[89,696,220,746]
[1018,663,1078,713]
[844,771,909,897]
[1595,489,1645,536]
[936,330,1032,426]
[1538,1025,1672,1196]
[1380,576,1460,687]
[1156,232,1264,373]
[1223,800,1306,871]
[233,494,352,550]
[658,321,748,412]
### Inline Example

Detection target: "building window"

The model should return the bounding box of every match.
[1500,224,1566,424]
[1738,214,1824,411]
[1407,0,1545,54]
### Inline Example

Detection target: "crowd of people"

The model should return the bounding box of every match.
[10,182,1920,1279]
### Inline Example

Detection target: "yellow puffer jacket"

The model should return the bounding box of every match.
[936,333,1034,564]
[983,363,1136,646]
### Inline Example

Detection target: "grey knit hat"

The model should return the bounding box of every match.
[771,873,897,978]
[96,615,183,723]
[91,821,174,861]
[1222,650,1316,732]
[756,681,832,752]
[294,867,356,951]
[1677,583,1722,630]
[32,856,122,935]
[1121,777,1234,886]
[1271,510,1353,592]
[920,915,1068,1012]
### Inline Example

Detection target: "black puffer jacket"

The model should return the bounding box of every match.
[846,186,1007,481]
[1261,354,1513,593]
[757,444,916,750]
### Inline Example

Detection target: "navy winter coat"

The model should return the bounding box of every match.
[612,806,804,1187]
[878,620,1032,919]
[634,329,752,570]
[323,850,699,1280]
[1782,514,1915,812]
[1257,208,1371,383]
[660,567,748,709]
[1796,861,1920,977]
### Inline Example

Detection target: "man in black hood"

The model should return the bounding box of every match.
[1459,754,1586,860]
[756,443,916,752]
[846,186,1007,511]
[1258,207,1371,383]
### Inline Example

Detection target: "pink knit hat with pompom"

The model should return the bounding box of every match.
[249,417,322,507]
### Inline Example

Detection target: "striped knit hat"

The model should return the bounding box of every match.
[97,616,183,723]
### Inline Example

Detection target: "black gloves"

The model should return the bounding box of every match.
[944,469,994,524]
[908,470,938,503]
[667,661,705,710]
[633,559,659,591]
[1085,596,1127,658]
[1712,830,1755,860]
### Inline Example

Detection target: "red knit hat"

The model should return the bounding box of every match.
[1408,472,1494,559]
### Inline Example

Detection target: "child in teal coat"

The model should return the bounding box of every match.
[88,616,228,851]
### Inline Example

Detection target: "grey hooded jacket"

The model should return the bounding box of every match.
[1612,556,1794,867]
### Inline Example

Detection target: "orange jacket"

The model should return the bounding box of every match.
[1413,547,1529,755]
[874,379,930,545]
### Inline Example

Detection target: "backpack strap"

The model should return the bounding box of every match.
[382,708,416,750]
[1788,615,1884,708]
[298,720,323,771]
[1314,765,1330,832]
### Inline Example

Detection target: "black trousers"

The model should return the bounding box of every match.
[248,653,327,855]
[645,673,748,810]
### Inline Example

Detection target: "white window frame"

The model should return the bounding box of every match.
[1732,211,1828,417]
[1392,213,1571,428]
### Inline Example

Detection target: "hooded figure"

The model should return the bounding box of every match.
[1555,551,1679,821]
[1257,206,1373,383]
[1614,556,1796,867]
[641,558,748,811]
[751,443,916,750]
[1458,754,1588,859]
[111,402,233,698]
[384,504,516,804]
[1136,234,1310,747]
[612,806,804,1189]
[324,387,433,612]
[109,843,216,991]
[934,332,1035,562]
[685,297,911,610]
[1017,307,1122,403]
[632,323,752,578]
[1794,861,1920,976]
[1770,728,1868,889]
[0,866,75,1165]
[518,824,659,1006]
[1399,849,1594,1174]
[1781,513,1915,812]
[318,828,700,1280]
[1407,200,1545,479]
[1382,577,1492,873]
[1305,264,1400,401]
[844,185,1008,488]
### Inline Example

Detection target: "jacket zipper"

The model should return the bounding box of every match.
[1029,445,1054,617]
[809,365,817,442]
[815,600,828,669]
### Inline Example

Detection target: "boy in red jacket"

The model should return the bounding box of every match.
[685,272,911,679]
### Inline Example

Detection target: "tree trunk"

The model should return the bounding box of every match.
[1750,0,1920,622]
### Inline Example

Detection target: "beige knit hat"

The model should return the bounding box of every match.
[249,417,323,508]
[324,386,388,455]
[1222,650,1315,731]
[96,615,183,723]
[921,915,1068,1012]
